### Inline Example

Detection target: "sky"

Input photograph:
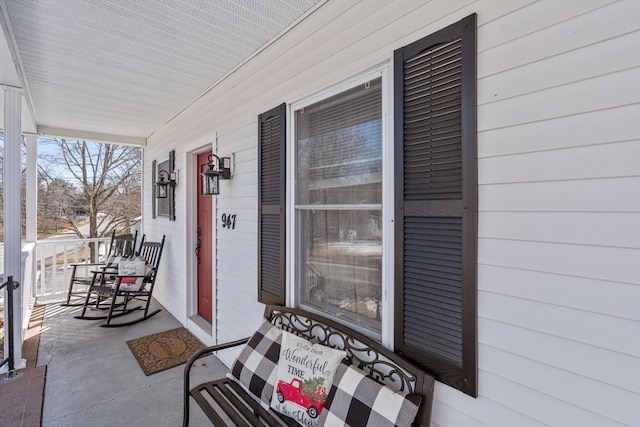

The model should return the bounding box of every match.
[0,134,137,186]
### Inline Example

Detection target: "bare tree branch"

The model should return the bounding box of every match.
[37,137,141,239]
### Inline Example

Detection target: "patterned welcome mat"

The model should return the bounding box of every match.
[126,327,204,376]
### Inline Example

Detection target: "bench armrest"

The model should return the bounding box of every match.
[184,337,249,380]
[183,337,249,427]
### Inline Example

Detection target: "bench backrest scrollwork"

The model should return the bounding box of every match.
[266,305,435,427]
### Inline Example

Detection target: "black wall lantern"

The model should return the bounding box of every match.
[155,170,176,199]
[201,154,231,196]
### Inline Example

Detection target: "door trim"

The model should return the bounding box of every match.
[183,133,217,343]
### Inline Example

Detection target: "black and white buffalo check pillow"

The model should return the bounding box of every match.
[229,320,282,406]
[317,362,422,427]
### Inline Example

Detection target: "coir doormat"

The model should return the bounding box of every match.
[126,327,204,376]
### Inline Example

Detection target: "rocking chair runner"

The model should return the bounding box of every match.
[62,230,138,307]
[75,235,165,327]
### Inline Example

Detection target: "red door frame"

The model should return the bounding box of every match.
[196,151,213,323]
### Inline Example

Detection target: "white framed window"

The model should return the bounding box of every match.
[289,67,393,341]
[261,14,478,396]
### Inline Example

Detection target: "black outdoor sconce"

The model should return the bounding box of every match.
[155,170,176,199]
[201,154,231,196]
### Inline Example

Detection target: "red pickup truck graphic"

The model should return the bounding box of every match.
[276,378,327,419]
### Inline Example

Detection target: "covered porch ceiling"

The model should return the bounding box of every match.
[0,0,323,145]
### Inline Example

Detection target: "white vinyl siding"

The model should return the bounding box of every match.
[145,1,640,426]
[141,144,186,321]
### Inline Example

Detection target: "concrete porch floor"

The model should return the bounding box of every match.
[33,300,225,426]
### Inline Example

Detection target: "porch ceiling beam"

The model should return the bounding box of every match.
[38,125,146,147]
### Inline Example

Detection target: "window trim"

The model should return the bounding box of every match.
[286,65,394,344]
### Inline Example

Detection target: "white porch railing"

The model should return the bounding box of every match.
[34,237,112,303]
[21,243,36,332]
[2,237,120,375]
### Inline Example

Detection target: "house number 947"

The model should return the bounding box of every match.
[221,213,236,229]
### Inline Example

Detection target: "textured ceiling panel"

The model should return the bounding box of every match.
[4,0,321,139]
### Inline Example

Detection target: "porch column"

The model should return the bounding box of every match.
[24,133,38,312]
[24,134,38,243]
[2,86,26,373]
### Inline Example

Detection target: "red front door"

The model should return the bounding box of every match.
[197,151,213,323]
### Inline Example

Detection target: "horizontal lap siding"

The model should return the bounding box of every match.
[480,265,640,322]
[141,144,186,321]
[146,0,640,425]
[478,104,640,157]
[216,123,263,351]
[480,177,640,212]
[480,291,639,357]
[480,141,640,184]
[469,1,640,426]
[480,316,640,393]
[479,1,637,79]
[480,211,640,248]
[479,69,639,130]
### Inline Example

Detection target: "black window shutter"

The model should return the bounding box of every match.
[394,14,478,397]
[151,159,157,219]
[169,150,176,221]
[258,103,287,305]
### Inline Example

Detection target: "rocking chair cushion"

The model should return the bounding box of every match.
[116,259,149,291]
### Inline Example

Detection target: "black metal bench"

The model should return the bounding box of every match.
[184,305,435,426]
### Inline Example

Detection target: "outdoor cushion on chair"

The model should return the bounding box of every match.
[75,235,165,327]
[62,230,138,306]
[116,258,149,291]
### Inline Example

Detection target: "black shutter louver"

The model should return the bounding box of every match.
[394,14,478,397]
[258,104,287,305]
